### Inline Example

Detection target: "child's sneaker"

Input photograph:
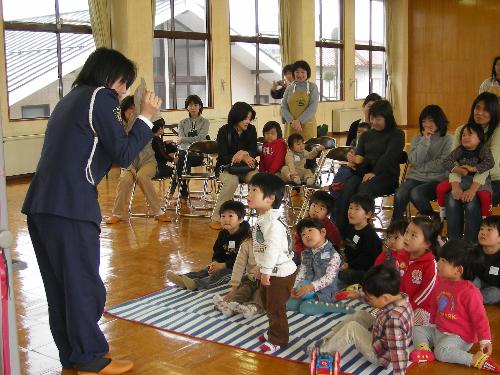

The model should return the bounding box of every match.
[410,349,435,363]
[474,353,500,372]
[181,275,197,290]
[233,303,261,319]
[259,341,280,353]
[258,332,269,342]
[166,271,186,288]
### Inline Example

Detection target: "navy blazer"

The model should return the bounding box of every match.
[22,85,153,225]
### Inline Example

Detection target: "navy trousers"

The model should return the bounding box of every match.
[27,213,109,369]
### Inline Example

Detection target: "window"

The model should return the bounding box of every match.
[315,0,344,101]
[2,0,94,120]
[354,0,386,99]
[154,0,210,109]
[229,0,281,105]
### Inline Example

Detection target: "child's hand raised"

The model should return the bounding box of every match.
[261,273,271,286]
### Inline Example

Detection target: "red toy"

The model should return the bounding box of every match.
[309,347,341,375]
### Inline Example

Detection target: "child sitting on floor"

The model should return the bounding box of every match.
[258,121,287,175]
[436,123,495,221]
[308,265,414,375]
[411,240,500,372]
[281,133,324,186]
[287,219,342,315]
[338,193,382,288]
[374,219,408,274]
[475,216,500,304]
[166,200,250,290]
[294,190,341,263]
[213,238,264,318]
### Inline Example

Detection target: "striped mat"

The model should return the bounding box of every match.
[106,284,393,374]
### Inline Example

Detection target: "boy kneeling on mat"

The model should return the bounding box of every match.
[167,200,250,290]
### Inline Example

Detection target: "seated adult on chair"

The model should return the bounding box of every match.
[334,100,405,233]
[106,96,172,224]
[151,119,177,178]
[171,94,210,203]
[209,102,258,230]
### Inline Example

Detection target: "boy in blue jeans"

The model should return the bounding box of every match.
[247,173,297,353]
[167,200,250,289]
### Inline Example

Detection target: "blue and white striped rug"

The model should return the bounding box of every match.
[106,285,393,374]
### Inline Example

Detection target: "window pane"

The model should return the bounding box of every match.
[258,0,279,36]
[59,0,91,25]
[315,47,341,101]
[259,43,282,103]
[231,42,256,104]
[61,33,95,96]
[2,0,55,23]
[372,50,386,97]
[5,31,58,119]
[229,0,256,36]
[174,0,207,33]
[355,0,370,44]
[318,0,341,41]
[153,38,208,109]
[155,0,173,31]
[355,49,369,99]
[371,0,385,46]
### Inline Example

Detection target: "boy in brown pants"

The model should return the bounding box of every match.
[246,173,297,353]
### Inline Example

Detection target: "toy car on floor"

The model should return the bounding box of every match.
[309,347,341,375]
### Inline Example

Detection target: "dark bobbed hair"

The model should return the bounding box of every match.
[282,64,294,76]
[287,133,304,148]
[73,48,136,89]
[460,122,486,146]
[418,104,449,137]
[296,218,326,236]
[219,200,246,219]
[362,265,401,297]
[309,190,335,215]
[349,193,375,215]
[184,94,204,114]
[480,215,500,234]
[410,216,441,257]
[228,102,256,127]
[263,121,283,139]
[491,56,500,81]
[292,60,311,78]
[120,95,135,122]
[438,240,484,281]
[363,93,382,107]
[387,219,408,236]
[152,118,165,133]
[368,100,397,130]
[468,92,499,141]
[249,172,285,209]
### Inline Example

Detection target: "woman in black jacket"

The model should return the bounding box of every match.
[209,102,257,230]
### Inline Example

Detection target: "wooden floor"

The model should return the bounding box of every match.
[8,131,500,374]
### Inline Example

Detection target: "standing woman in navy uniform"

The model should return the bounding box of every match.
[21,48,161,374]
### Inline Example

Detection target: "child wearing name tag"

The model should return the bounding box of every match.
[338,194,382,288]
[281,133,324,186]
[286,218,345,315]
[475,216,500,304]
[167,200,250,290]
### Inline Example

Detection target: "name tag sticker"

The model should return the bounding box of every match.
[489,266,499,276]
[352,235,360,244]
[321,252,331,260]
[228,241,236,249]
[294,154,301,161]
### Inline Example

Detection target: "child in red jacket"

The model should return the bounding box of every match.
[259,121,287,174]
[399,216,440,326]
[410,240,500,372]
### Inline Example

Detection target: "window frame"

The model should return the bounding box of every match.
[315,0,345,102]
[354,0,386,99]
[229,0,280,106]
[2,0,93,121]
[153,0,212,110]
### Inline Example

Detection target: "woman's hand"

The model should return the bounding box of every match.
[242,154,256,168]
[461,183,479,203]
[362,173,375,182]
[231,150,246,164]
[291,120,302,132]
[451,183,463,200]
[260,273,271,286]
[140,90,162,120]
